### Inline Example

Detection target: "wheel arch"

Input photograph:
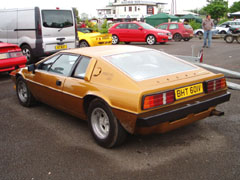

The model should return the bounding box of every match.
[79,39,90,47]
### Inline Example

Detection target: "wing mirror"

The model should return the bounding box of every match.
[138,27,143,30]
[28,64,36,74]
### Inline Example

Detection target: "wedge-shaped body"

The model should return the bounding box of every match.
[11,45,230,148]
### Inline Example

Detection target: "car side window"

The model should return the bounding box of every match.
[158,24,168,30]
[49,54,79,76]
[115,23,127,29]
[128,23,140,29]
[73,56,91,79]
[169,24,178,30]
[37,55,60,71]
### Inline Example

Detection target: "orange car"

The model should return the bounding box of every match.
[11,45,231,148]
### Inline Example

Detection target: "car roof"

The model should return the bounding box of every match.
[63,45,151,59]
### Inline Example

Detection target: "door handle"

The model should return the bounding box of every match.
[56,80,62,86]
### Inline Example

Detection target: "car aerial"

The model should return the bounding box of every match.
[0,42,27,73]
[77,28,112,47]
[108,22,172,45]
[156,22,193,41]
[11,45,231,148]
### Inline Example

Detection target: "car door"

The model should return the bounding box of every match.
[127,23,143,42]
[26,53,79,109]
[61,55,92,119]
[114,23,128,41]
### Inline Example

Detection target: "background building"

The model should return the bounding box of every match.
[97,0,168,22]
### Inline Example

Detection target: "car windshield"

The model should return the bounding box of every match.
[104,50,197,81]
[139,23,155,30]
[42,10,73,28]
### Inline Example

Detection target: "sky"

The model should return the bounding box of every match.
[0,0,239,17]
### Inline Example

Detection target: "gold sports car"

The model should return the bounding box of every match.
[11,45,231,148]
[77,28,112,47]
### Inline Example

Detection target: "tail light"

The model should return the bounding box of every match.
[205,77,226,93]
[0,53,9,60]
[143,90,175,110]
[37,22,42,37]
[9,51,23,58]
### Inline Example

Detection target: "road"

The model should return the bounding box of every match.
[0,38,240,180]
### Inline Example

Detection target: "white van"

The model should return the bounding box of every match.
[0,7,77,62]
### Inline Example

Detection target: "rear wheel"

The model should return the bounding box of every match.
[197,31,203,36]
[16,77,35,107]
[88,99,127,148]
[224,35,234,43]
[146,35,156,45]
[173,33,182,41]
[21,45,33,64]
[79,40,89,47]
[220,31,227,34]
[112,35,119,45]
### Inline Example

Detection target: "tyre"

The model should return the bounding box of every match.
[197,31,203,36]
[236,35,240,44]
[79,40,89,48]
[88,98,127,148]
[146,35,156,45]
[224,35,234,43]
[173,33,182,42]
[21,45,33,63]
[160,42,166,44]
[112,35,119,45]
[124,42,130,44]
[183,38,190,41]
[16,77,35,107]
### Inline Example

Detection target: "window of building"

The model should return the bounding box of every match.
[124,7,126,12]
[113,10,116,14]
[129,7,132,12]
[135,6,137,11]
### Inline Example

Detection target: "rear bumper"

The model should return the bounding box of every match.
[0,57,27,72]
[136,92,231,127]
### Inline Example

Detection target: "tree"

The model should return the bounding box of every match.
[203,0,228,19]
[73,7,80,24]
[229,1,240,13]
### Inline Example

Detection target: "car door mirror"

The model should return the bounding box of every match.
[138,27,143,30]
[28,64,36,74]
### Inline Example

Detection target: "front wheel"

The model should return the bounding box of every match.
[112,35,119,45]
[88,99,127,148]
[146,35,156,45]
[183,38,190,41]
[16,77,35,107]
[224,35,234,43]
[236,35,240,44]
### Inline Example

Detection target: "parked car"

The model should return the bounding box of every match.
[156,22,193,41]
[216,21,240,34]
[11,45,230,148]
[0,42,27,73]
[108,22,172,45]
[0,7,77,63]
[194,29,219,37]
[77,28,112,47]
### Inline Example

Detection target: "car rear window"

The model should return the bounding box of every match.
[42,10,73,28]
[104,50,197,81]
[184,24,192,29]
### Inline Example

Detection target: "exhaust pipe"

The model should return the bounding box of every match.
[211,109,224,116]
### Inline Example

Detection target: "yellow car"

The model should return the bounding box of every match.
[11,45,230,148]
[77,28,112,47]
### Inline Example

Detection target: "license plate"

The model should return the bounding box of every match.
[102,36,109,39]
[175,83,203,100]
[55,45,67,50]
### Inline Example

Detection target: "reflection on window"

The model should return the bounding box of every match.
[42,10,73,28]
[169,24,178,30]
[73,56,91,78]
[158,24,168,30]
[49,54,79,76]
[105,50,197,81]
[38,55,60,71]
[128,23,139,29]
